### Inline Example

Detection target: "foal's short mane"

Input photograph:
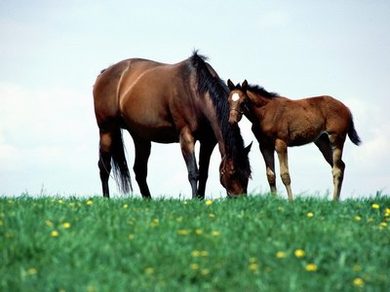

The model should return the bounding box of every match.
[247,84,279,99]
[189,52,251,178]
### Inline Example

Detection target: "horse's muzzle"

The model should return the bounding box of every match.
[228,109,242,124]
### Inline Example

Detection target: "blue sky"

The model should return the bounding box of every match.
[1,0,389,198]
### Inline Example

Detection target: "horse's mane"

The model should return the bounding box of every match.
[189,51,251,179]
[247,84,279,99]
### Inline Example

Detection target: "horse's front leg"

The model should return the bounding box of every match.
[259,142,277,195]
[197,141,216,199]
[275,139,293,201]
[180,127,199,199]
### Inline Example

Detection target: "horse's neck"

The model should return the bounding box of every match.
[247,91,271,107]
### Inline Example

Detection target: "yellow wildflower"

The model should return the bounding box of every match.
[150,218,159,227]
[211,230,220,237]
[248,263,259,272]
[201,268,210,276]
[205,199,213,206]
[177,229,190,235]
[294,249,305,258]
[50,230,59,237]
[195,228,203,235]
[371,203,380,209]
[144,267,154,275]
[62,222,71,229]
[86,200,93,206]
[45,220,53,227]
[305,263,318,272]
[208,213,216,218]
[128,234,135,240]
[379,222,387,229]
[26,268,38,276]
[354,215,362,221]
[385,208,390,217]
[307,212,314,218]
[191,263,200,270]
[353,277,364,287]
[123,204,128,209]
[276,251,287,259]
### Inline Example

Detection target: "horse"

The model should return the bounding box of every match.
[227,79,361,201]
[92,52,251,199]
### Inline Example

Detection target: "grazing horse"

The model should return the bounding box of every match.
[227,79,361,201]
[92,52,251,199]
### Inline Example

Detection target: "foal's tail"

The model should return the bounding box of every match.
[348,117,362,146]
[111,129,133,193]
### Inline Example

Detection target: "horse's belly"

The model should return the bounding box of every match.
[127,122,179,143]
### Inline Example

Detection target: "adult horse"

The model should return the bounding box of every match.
[227,79,361,201]
[92,52,251,199]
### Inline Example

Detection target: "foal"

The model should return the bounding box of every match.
[227,80,361,201]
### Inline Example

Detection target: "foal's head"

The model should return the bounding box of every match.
[227,79,249,124]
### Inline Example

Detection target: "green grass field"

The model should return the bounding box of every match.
[1,195,389,291]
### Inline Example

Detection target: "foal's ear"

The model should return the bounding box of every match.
[242,80,248,91]
[244,141,253,155]
[227,79,235,91]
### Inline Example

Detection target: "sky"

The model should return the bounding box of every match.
[1,0,389,199]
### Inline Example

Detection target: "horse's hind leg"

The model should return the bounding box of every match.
[132,136,152,199]
[329,134,346,201]
[275,139,293,201]
[98,130,113,198]
[315,133,333,167]
[180,127,199,199]
[259,142,277,195]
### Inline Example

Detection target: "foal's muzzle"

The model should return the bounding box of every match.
[228,109,242,124]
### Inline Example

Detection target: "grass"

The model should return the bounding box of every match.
[1,195,389,291]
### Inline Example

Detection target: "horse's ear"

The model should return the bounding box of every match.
[244,141,253,155]
[227,79,235,91]
[242,80,248,91]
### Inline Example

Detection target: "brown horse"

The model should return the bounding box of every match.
[227,79,361,201]
[92,52,251,199]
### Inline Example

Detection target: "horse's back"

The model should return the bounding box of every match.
[93,58,165,127]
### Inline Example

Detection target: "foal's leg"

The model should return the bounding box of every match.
[132,136,152,199]
[197,141,216,199]
[275,139,293,201]
[259,143,277,195]
[180,127,199,199]
[98,129,113,198]
[314,133,333,167]
[329,134,346,201]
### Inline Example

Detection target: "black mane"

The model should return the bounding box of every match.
[189,52,251,179]
[247,84,279,99]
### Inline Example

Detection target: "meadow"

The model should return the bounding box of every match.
[1,195,389,291]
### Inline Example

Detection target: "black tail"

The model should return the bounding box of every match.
[348,117,362,146]
[111,129,133,193]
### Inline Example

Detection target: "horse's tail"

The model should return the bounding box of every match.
[111,128,133,193]
[348,116,362,146]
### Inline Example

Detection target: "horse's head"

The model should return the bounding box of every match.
[219,142,252,197]
[227,79,249,124]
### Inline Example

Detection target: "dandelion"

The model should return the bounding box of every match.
[294,249,305,258]
[276,251,287,259]
[128,234,135,240]
[248,262,259,272]
[86,200,93,206]
[205,200,213,206]
[50,230,59,237]
[353,277,364,287]
[191,263,200,270]
[208,213,216,218]
[371,203,380,209]
[306,212,314,218]
[385,208,390,217]
[379,222,387,229]
[211,230,220,237]
[144,267,154,275]
[177,229,190,235]
[45,220,54,227]
[62,222,71,229]
[201,268,210,276]
[195,228,203,235]
[150,218,159,227]
[26,267,38,276]
[354,215,362,221]
[123,204,128,209]
[58,199,64,204]
[305,263,318,272]
[191,250,208,257]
